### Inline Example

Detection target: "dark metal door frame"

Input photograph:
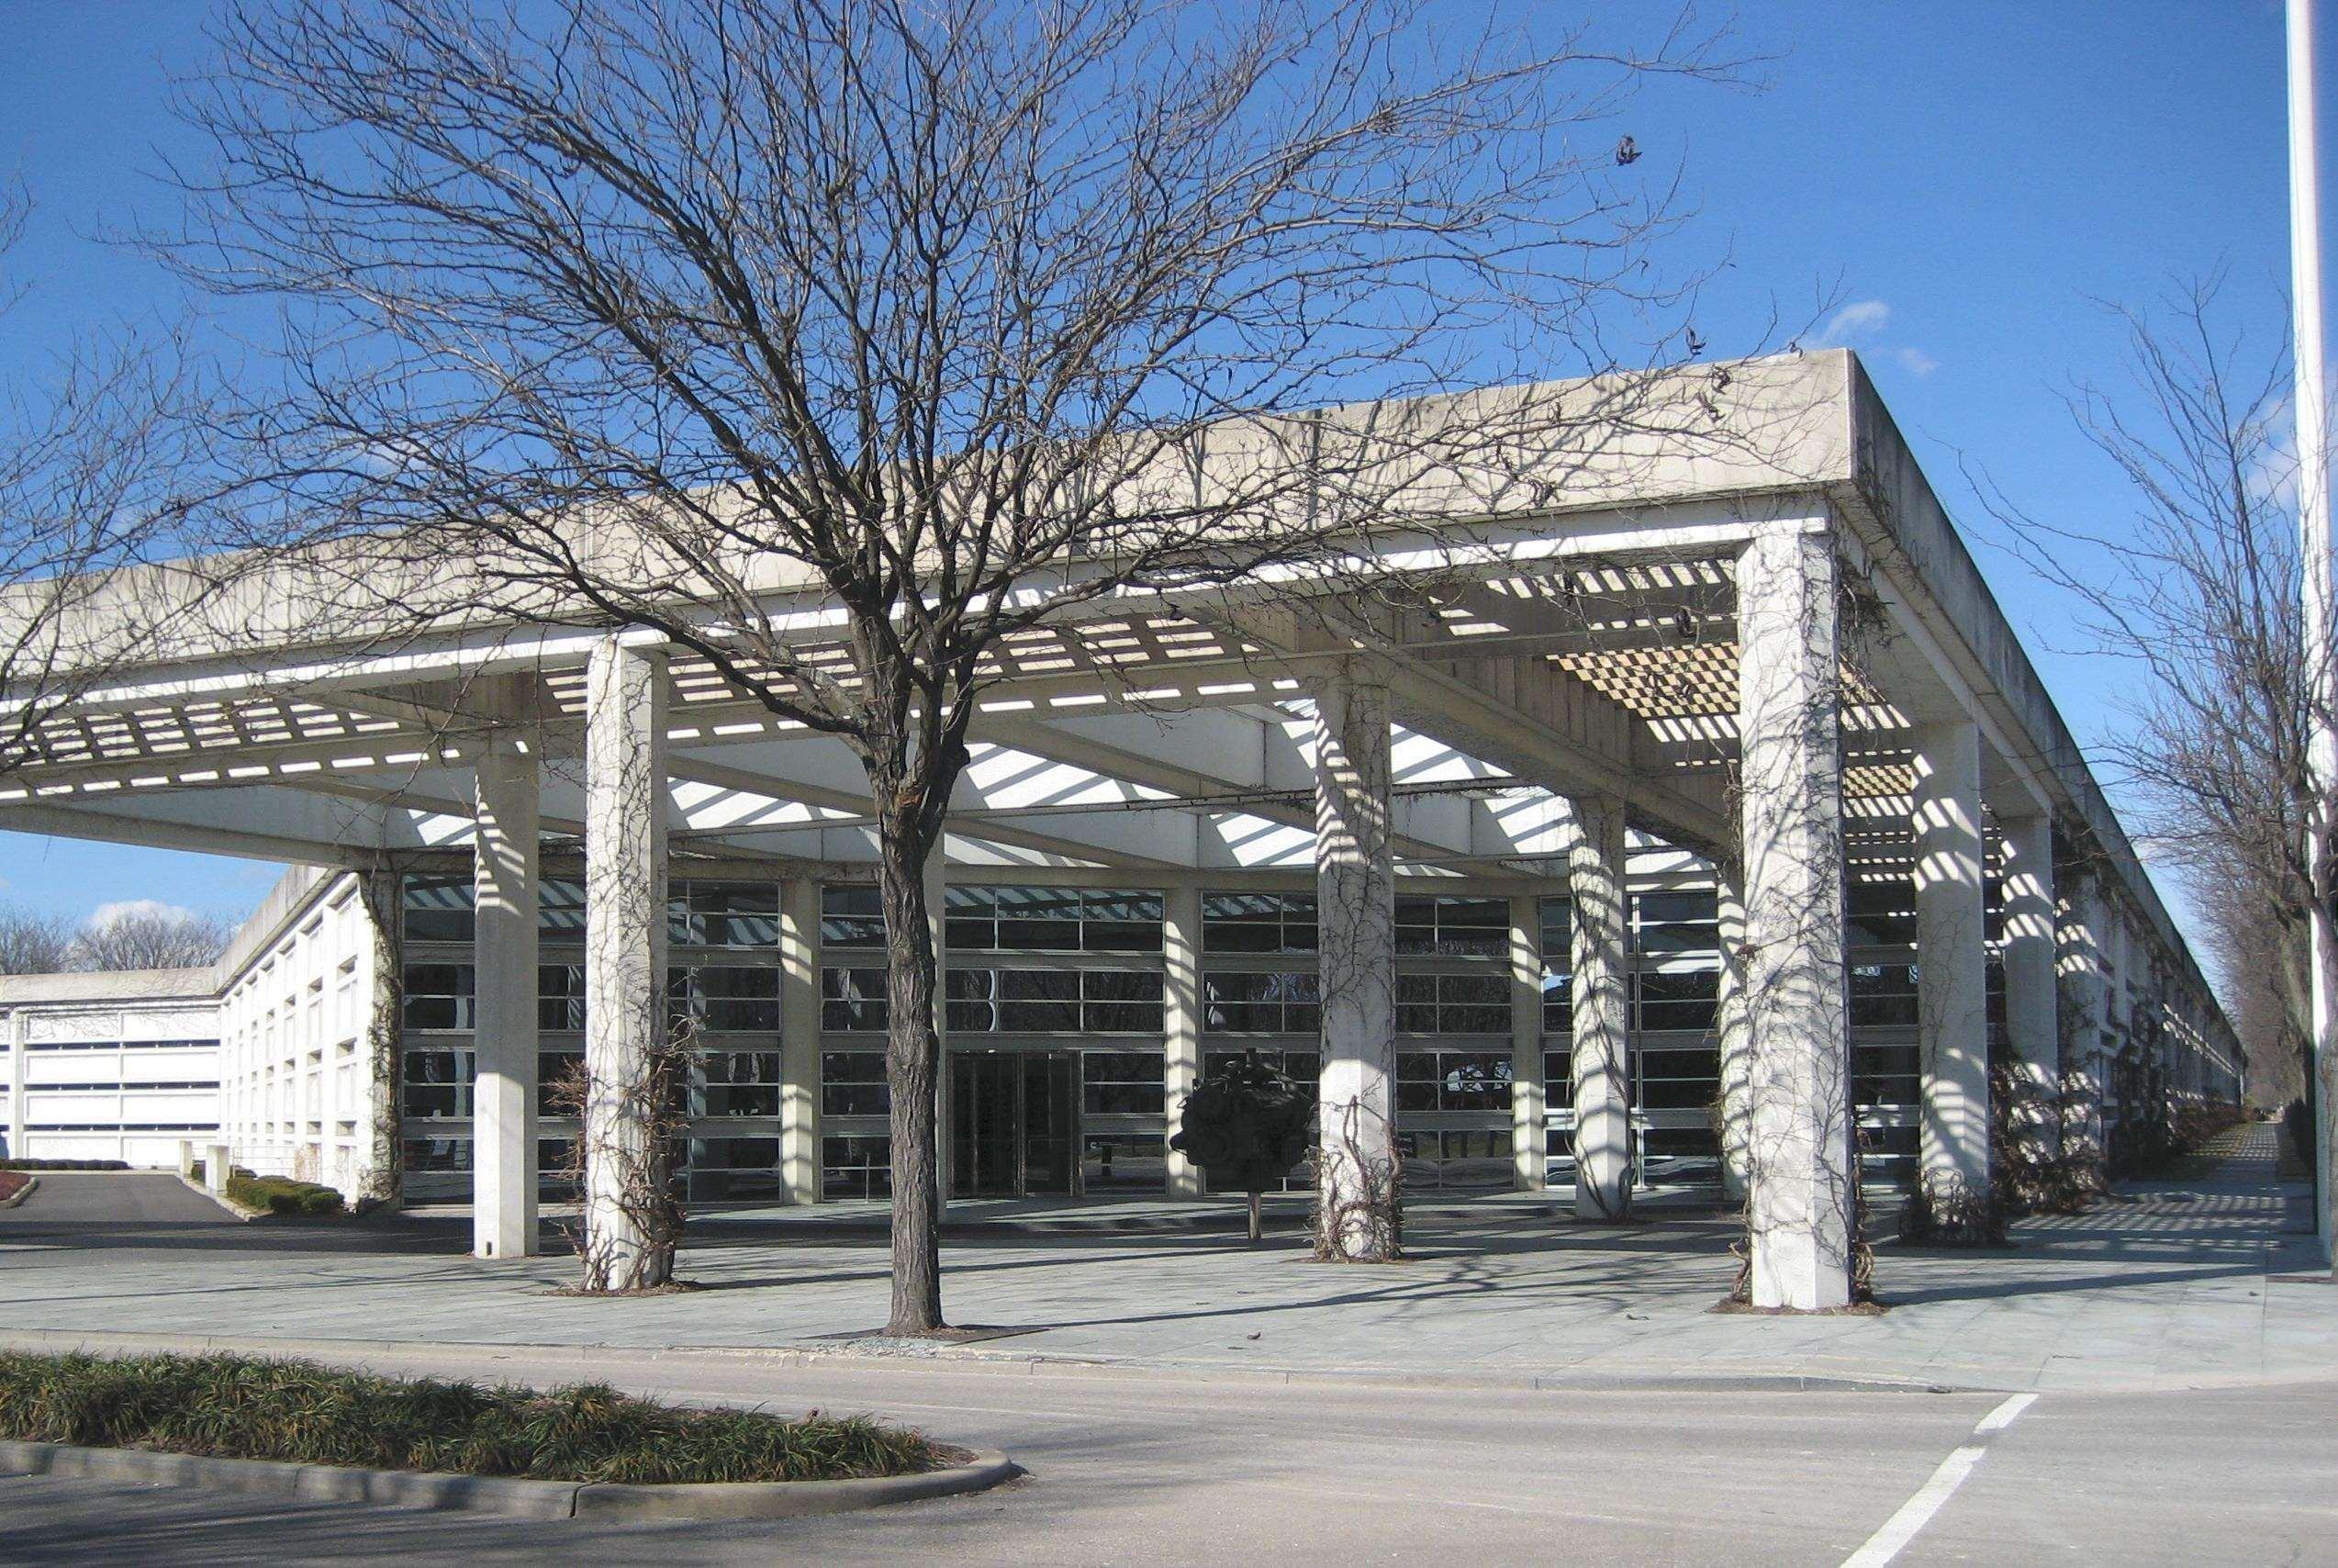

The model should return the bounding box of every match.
[950,1050,1078,1198]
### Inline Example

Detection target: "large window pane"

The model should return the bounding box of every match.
[821,1051,890,1116]
[689,1137,781,1202]
[536,1049,582,1114]
[403,877,475,944]
[1203,892,1317,954]
[822,967,889,1032]
[822,1134,890,1199]
[401,1047,472,1118]
[1633,890,1718,957]
[1084,969,1164,1032]
[403,964,475,1031]
[672,880,779,947]
[1394,1047,1513,1110]
[1396,895,1506,957]
[669,965,780,1034]
[998,967,1080,1031]
[539,879,587,937]
[1203,969,1319,1033]
[1397,971,1510,1036]
[538,963,586,1032]
[698,1050,781,1115]
[993,885,1081,950]
[1635,968,1719,1032]
[821,885,886,949]
[1846,879,1916,948]
[945,969,996,1032]
[1082,1049,1166,1115]
[1849,961,1918,1027]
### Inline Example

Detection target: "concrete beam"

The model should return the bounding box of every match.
[0,797,378,868]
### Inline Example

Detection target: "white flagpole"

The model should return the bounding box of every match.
[2288,0,2337,1268]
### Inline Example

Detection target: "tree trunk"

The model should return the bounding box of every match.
[2312,831,2338,1276]
[878,812,946,1333]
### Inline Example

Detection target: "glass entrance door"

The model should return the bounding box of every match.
[950,1051,1077,1197]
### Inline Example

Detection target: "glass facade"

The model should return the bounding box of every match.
[390,863,1970,1203]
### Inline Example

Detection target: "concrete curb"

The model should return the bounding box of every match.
[0,1174,37,1210]
[174,1173,264,1223]
[571,1450,1017,1520]
[0,1437,1015,1521]
[0,1326,1969,1396]
[6,1326,2316,1399]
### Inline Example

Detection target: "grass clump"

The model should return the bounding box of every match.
[223,1173,345,1217]
[0,1350,938,1484]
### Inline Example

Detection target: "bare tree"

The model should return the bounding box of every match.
[172,0,1764,1326]
[1975,276,2328,1215]
[2193,843,2307,1111]
[0,907,76,976]
[69,906,235,972]
[0,186,229,784]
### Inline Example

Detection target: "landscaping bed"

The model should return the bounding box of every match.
[0,1159,128,1172]
[186,1165,348,1217]
[226,1173,345,1217]
[0,1351,941,1485]
[0,1171,29,1205]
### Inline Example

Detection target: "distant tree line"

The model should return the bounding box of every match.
[0,904,233,976]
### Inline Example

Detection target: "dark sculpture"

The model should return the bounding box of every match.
[1169,1050,1314,1242]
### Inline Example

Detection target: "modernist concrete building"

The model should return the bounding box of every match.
[0,353,2241,1309]
[0,868,376,1178]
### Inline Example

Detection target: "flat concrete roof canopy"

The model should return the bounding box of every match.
[0,350,2223,1021]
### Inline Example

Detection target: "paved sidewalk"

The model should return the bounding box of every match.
[1,1128,2327,1393]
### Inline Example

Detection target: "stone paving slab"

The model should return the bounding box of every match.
[0,1126,2327,1394]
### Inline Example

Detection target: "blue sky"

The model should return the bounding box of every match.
[0,2,2319,967]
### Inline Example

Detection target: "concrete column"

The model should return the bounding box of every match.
[1163,883,1204,1198]
[1913,720,1991,1203]
[2056,870,2109,1169]
[1313,669,1398,1260]
[2102,902,2131,1142]
[2103,906,2128,1034]
[582,633,671,1290]
[1569,797,1632,1220]
[1714,862,1752,1204]
[777,875,822,1205]
[1736,518,1855,1311]
[1509,891,1548,1193]
[472,730,541,1260]
[205,1142,230,1193]
[6,1009,25,1160]
[1999,814,2061,1164]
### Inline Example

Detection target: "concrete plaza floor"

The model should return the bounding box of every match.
[0,1127,2327,1394]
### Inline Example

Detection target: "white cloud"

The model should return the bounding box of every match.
[1812,299,1891,346]
[1804,299,1939,378]
[2245,391,2300,510]
[87,899,200,931]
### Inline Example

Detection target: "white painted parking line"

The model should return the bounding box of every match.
[1840,1393,2037,1568]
